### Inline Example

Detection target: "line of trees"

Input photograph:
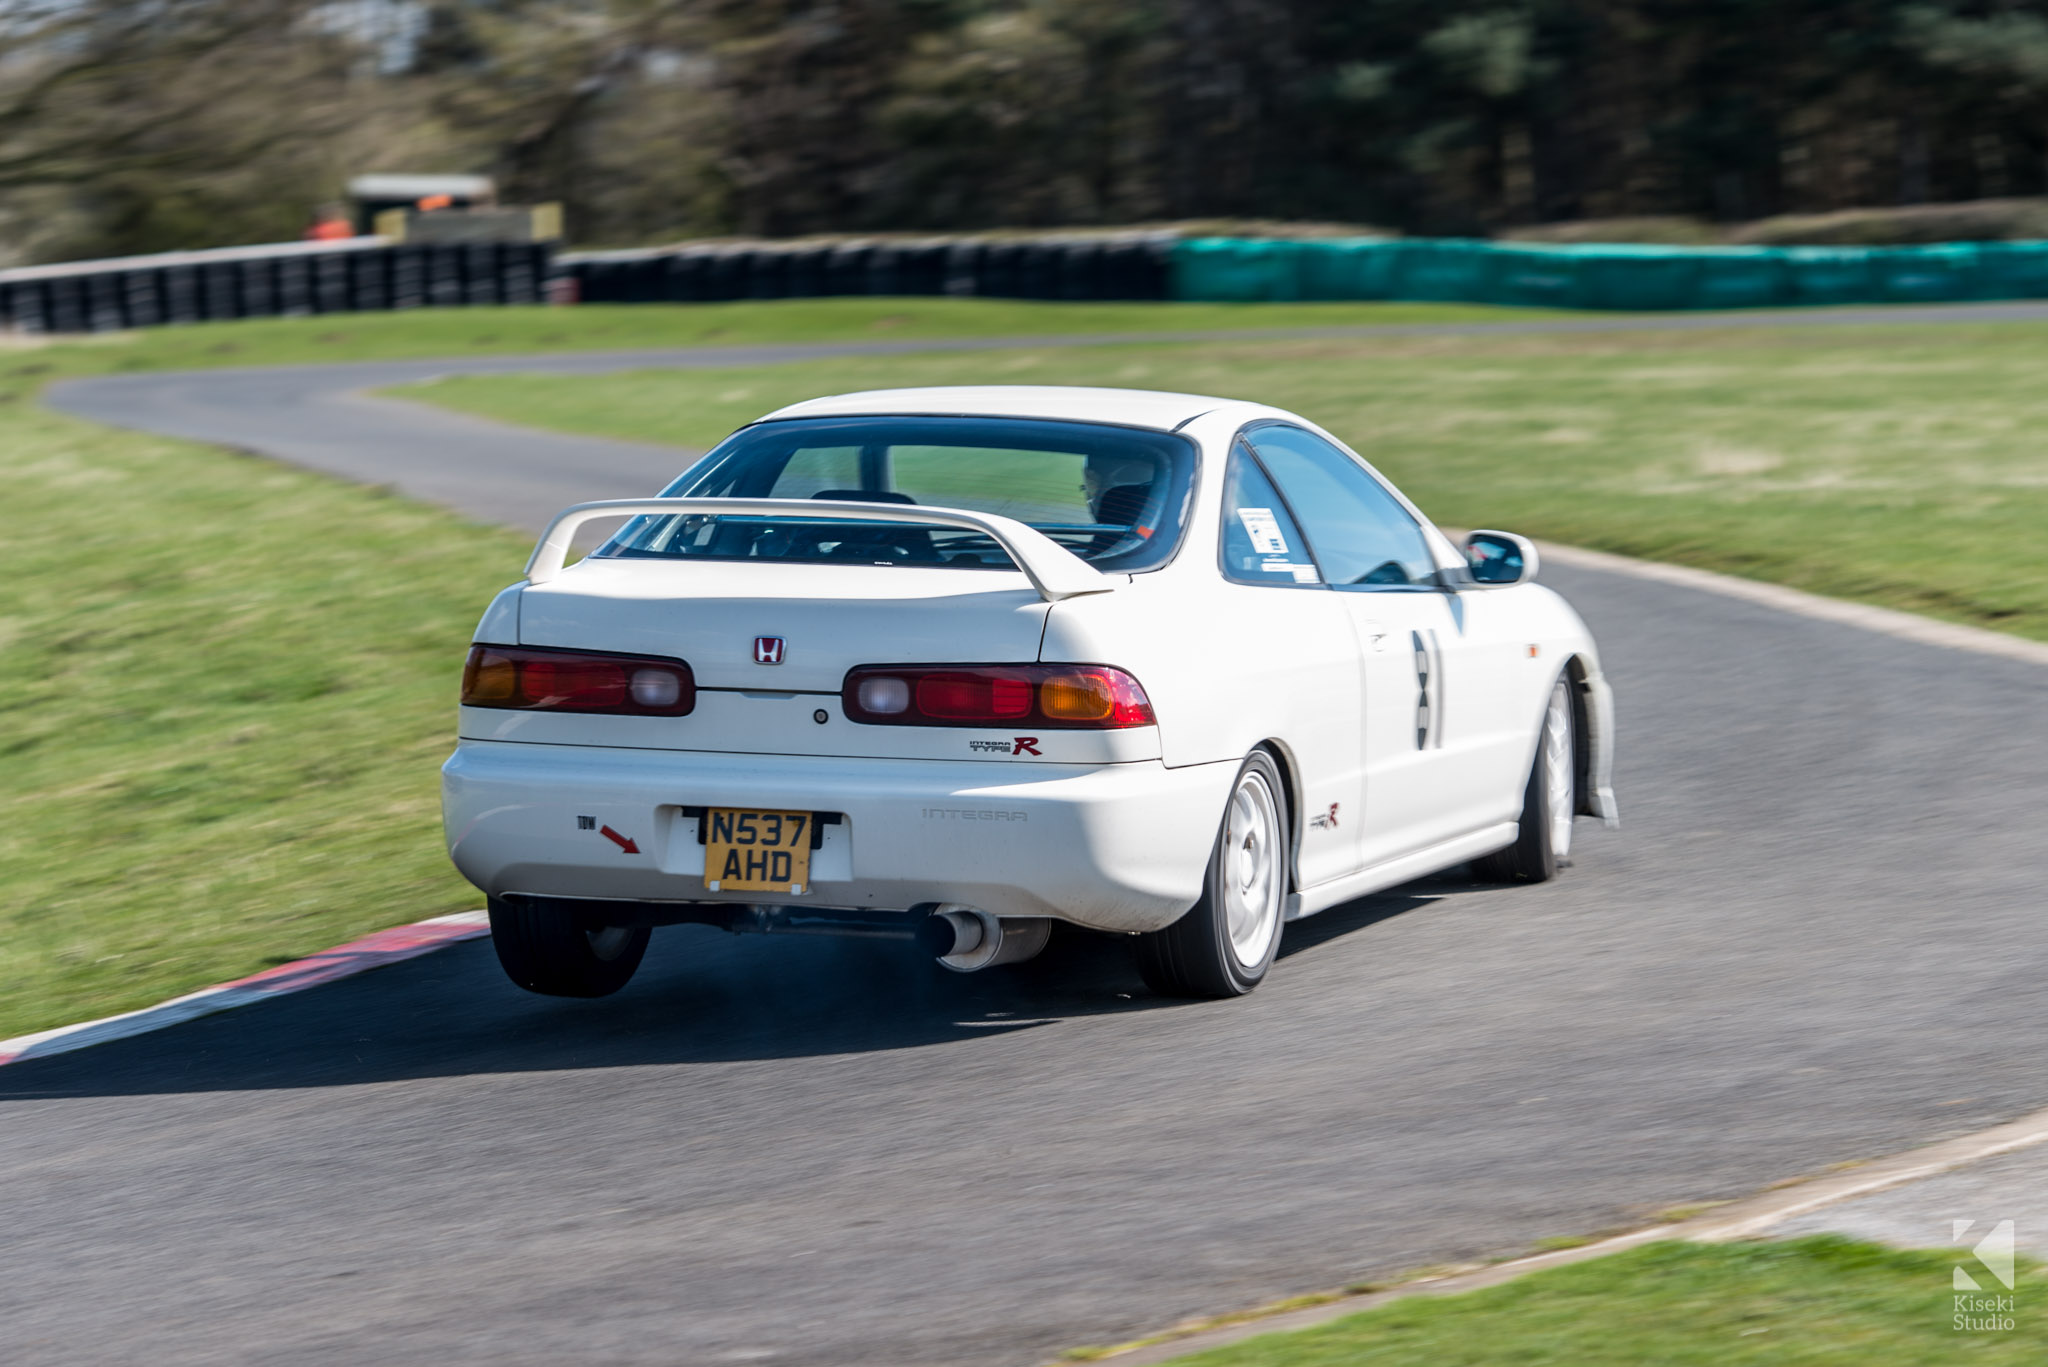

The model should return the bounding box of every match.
[5,1,2048,263]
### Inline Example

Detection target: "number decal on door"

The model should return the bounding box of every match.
[1411,630,1443,750]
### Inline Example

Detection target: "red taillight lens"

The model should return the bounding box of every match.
[520,656,628,710]
[843,664,1155,729]
[916,671,1034,720]
[461,645,694,716]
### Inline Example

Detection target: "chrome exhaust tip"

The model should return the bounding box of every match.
[917,905,1051,972]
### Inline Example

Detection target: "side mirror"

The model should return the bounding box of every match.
[1463,530,1538,586]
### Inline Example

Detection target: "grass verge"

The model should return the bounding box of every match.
[1130,1238,2045,1365]
[0,398,523,1041]
[397,319,2048,642]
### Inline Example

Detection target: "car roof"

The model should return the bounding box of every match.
[757,386,1235,432]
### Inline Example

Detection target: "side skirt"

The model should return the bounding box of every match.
[1286,822,1519,921]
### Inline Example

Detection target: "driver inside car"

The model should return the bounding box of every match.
[1082,450,1159,550]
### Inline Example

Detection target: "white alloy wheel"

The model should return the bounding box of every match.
[1542,677,1575,862]
[1222,768,1286,970]
[1136,750,1291,998]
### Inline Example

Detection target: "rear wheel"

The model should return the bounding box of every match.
[1473,675,1575,883]
[488,897,651,997]
[1138,751,1288,999]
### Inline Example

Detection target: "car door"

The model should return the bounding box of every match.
[1214,442,1367,891]
[1243,424,1482,868]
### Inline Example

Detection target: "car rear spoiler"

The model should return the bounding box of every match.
[523,498,1118,604]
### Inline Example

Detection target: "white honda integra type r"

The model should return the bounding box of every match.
[442,386,1617,1000]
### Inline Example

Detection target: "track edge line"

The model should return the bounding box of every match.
[0,910,489,1068]
[1078,1103,2048,1364]
[1535,540,2048,668]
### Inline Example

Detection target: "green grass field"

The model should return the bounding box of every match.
[0,298,1537,1041]
[1133,1238,2045,1366]
[398,318,2048,643]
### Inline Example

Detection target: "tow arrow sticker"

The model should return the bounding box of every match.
[600,825,640,854]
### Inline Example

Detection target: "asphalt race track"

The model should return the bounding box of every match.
[8,318,2048,1366]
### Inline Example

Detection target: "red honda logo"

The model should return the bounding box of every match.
[753,636,786,665]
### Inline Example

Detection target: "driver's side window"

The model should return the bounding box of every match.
[1245,426,1437,590]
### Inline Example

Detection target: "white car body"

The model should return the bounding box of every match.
[442,386,1616,963]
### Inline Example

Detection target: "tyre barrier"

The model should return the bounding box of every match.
[0,238,556,333]
[558,235,1177,305]
[1170,236,2048,309]
[25,229,2035,328]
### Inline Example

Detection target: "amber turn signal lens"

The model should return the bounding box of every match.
[462,650,518,703]
[1039,671,1115,721]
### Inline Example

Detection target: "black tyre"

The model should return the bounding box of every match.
[1473,675,1576,883]
[488,896,650,997]
[1137,751,1289,999]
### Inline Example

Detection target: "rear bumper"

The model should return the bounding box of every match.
[441,741,1236,933]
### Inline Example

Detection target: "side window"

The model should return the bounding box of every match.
[1245,426,1437,589]
[1219,443,1321,586]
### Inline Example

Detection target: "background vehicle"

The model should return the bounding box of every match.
[443,386,1617,999]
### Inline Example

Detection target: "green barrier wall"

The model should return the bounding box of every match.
[1172,237,2048,310]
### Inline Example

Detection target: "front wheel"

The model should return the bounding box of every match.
[489,897,651,997]
[1137,751,1289,999]
[1473,675,1575,883]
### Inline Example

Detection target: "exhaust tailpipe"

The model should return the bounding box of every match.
[916,905,1051,972]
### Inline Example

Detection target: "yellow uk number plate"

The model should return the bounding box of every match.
[704,808,813,894]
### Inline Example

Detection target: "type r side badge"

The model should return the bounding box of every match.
[753,636,786,665]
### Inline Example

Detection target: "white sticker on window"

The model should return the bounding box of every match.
[1255,558,1320,583]
[1236,508,1289,555]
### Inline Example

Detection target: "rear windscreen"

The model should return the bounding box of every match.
[595,415,1197,573]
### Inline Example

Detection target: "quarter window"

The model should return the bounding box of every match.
[1245,426,1437,589]
[1219,444,1321,587]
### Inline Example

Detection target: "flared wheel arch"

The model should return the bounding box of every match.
[1501,656,1599,822]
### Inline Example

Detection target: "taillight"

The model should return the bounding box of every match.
[843,664,1155,729]
[461,645,694,716]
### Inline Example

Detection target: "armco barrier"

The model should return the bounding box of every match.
[0,238,555,333]
[557,235,1177,305]
[1170,237,2048,309]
